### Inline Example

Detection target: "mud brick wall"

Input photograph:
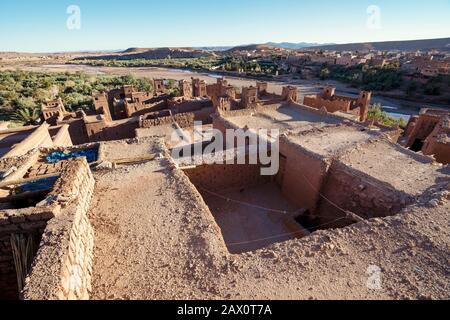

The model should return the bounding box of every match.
[317,161,413,223]
[22,158,95,300]
[184,163,271,193]
[52,124,73,147]
[141,113,195,129]
[279,137,331,214]
[0,207,55,300]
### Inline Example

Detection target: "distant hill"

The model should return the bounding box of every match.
[225,42,335,53]
[225,44,281,53]
[304,37,450,52]
[76,47,215,61]
[267,42,334,49]
[197,46,233,52]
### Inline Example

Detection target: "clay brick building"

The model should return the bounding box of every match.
[401,57,450,77]
[404,108,450,164]
[179,80,192,99]
[192,78,207,98]
[93,85,160,121]
[0,95,448,300]
[208,100,447,241]
[303,86,372,122]
[41,98,71,126]
[240,86,259,109]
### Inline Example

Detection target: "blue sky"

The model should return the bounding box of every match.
[0,0,449,52]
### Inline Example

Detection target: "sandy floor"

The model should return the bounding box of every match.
[200,183,309,254]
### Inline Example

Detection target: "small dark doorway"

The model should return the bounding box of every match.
[410,139,424,152]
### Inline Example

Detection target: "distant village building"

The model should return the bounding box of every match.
[401,57,450,76]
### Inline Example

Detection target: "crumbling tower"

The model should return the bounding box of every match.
[153,79,165,95]
[256,81,268,98]
[216,96,232,113]
[322,86,336,99]
[123,85,134,99]
[192,78,207,98]
[179,80,192,99]
[356,91,372,122]
[41,98,67,125]
[241,86,258,109]
[93,92,113,122]
[282,86,298,102]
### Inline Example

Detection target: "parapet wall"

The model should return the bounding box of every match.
[22,158,95,300]
[52,124,73,147]
[3,124,54,159]
[304,95,352,113]
[141,113,195,129]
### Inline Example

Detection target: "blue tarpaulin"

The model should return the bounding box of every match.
[18,176,59,193]
[45,149,98,164]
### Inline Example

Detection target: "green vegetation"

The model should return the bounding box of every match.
[11,107,41,126]
[367,103,407,128]
[323,64,402,91]
[219,57,281,76]
[69,57,221,71]
[0,70,153,126]
[69,56,282,76]
[323,64,450,103]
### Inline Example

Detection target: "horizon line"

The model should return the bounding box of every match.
[1,36,450,54]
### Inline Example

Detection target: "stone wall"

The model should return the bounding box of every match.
[184,163,271,193]
[316,161,412,225]
[303,94,352,113]
[0,150,40,187]
[140,112,195,129]
[22,158,95,300]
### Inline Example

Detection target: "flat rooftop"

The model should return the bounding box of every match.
[226,103,342,133]
[287,124,380,158]
[98,138,160,162]
[341,140,449,196]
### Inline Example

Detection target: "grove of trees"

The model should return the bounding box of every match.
[0,70,153,125]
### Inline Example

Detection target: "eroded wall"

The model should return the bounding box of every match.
[316,161,412,226]
[22,158,95,300]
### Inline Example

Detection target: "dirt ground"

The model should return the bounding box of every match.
[200,183,309,254]
[87,147,449,300]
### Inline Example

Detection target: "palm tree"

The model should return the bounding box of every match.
[12,107,40,125]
